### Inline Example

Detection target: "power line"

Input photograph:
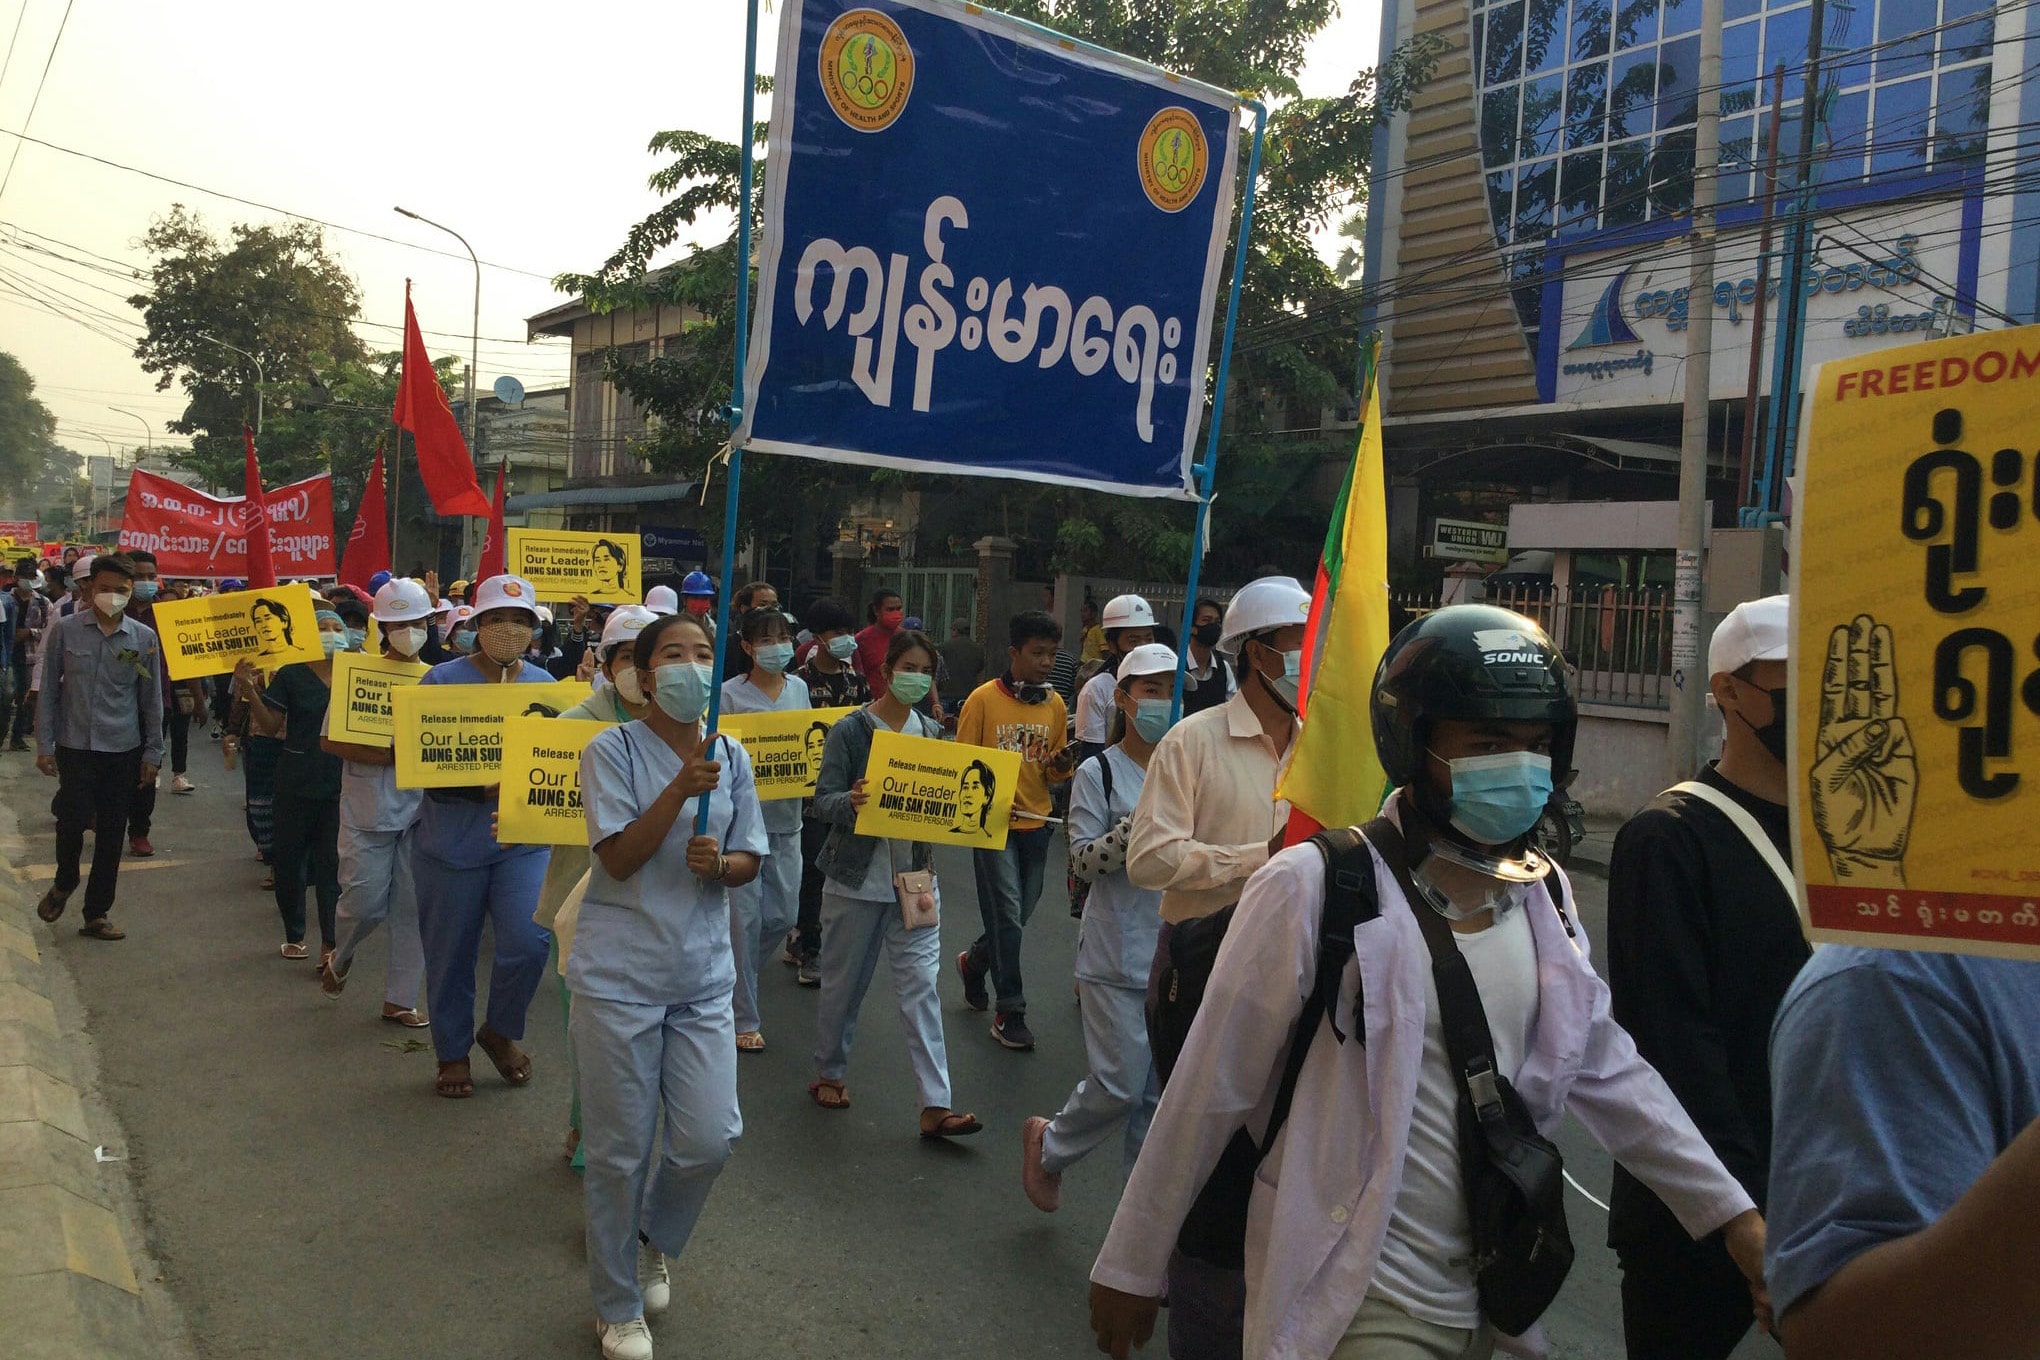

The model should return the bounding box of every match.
[0,0,72,207]
[0,0,31,109]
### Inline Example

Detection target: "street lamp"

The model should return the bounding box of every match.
[108,406,152,457]
[392,207,481,452]
[195,333,265,434]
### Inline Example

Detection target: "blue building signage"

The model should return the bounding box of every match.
[737,0,1240,498]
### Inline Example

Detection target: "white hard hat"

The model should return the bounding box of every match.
[1709,594,1789,677]
[644,584,679,615]
[72,554,95,580]
[535,604,554,626]
[471,574,540,622]
[1218,576,1312,656]
[599,605,657,659]
[1101,594,1156,630]
[1116,642,1179,680]
[371,578,434,623]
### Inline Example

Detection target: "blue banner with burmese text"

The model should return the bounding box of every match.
[737,0,1239,498]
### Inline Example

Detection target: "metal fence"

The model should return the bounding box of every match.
[1390,584,1674,710]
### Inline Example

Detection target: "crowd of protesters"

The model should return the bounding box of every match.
[11,546,2034,1360]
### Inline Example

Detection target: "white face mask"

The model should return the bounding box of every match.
[385,625,426,657]
[95,590,130,616]
[613,663,646,707]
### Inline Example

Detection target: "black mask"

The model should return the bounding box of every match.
[1193,621,1222,649]
[1739,686,1789,763]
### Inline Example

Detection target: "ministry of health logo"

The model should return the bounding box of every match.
[820,9,915,133]
[1138,107,1208,213]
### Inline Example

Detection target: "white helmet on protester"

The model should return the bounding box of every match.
[1100,594,1156,631]
[1217,576,1312,656]
[598,605,657,661]
[371,578,434,624]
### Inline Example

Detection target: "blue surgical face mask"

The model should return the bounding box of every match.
[1436,750,1553,847]
[1130,697,1175,744]
[653,660,715,723]
[132,580,160,603]
[825,634,858,662]
[319,631,346,656]
[451,626,477,654]
[345,627,368,652]
[753,640,795,675]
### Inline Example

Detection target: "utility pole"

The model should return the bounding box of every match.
[1666,0,1725,784]
[1736,64,1787,510]
[108,406,152,458]
[1757,0,1830,519]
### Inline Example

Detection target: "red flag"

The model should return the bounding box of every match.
[339,447,391,590]
[393,283,492,518]
[477,459,507,580]
[242,426,277,588]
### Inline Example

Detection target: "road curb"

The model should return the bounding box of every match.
[0,868,155,1359]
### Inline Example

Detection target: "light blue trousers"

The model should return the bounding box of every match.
[413,847,551,1064]
[1041,979,1159,1181]
[730,827,801,1035]
[571,991,740,1324]
[812,889,951,1110]
[332,823,425,1011]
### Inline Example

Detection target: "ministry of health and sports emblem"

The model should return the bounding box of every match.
[1138,107,1207,213]
[820,9,915,133]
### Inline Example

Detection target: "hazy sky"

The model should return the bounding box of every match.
[1,0,1380,463]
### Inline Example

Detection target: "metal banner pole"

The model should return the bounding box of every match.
[1171,99,1267,721]
[698,0,761,833]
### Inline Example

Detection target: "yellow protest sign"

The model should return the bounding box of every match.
[853,729,1022,850]
[1792,327,2040,961]
[327,652,430,747]
[720,706,857,800]
[391,678,593,788]
[497,716,612,845]
[506,528,641,605]
[151,582,325,680]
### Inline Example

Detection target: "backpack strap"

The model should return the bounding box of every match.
[1669,780,1797,902]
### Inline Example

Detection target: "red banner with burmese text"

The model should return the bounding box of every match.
[118,468,336,579]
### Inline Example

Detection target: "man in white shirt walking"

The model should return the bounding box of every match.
[1091,606,1767,1360]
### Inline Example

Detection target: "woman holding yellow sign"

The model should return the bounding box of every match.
[809,628,981,1140]
[720,608,811,1054]
[569,610,766,1357]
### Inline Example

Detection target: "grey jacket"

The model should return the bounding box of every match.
[813,706,936,885]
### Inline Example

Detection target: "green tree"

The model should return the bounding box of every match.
[129,205,369,490]
[0,350,58,501]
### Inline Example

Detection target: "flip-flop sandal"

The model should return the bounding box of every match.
[808,1080,850,1110]
[435,1062,474,1099]
[736,1031,766,1053]
[381,1008,429,1028]
[279,941,309,960]
[321,958,348,997]
[475,1030,533,1085]
[920,1110,983,1140]
[77,919,125,941]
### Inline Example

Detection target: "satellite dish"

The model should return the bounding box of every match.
[492,375,526,407]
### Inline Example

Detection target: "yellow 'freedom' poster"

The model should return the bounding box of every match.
[720,706,858,800]
[496,716,612,845]
[853,729,1021,850]
[152,582,325,680]
[327,652,431,747]
[1792,326,2040,961]
[391,679,592,789]
[506,528,641,605]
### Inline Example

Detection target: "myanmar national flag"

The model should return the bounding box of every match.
[1276,357,1391,842]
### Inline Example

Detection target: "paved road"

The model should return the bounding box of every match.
[0,743,1771,1360]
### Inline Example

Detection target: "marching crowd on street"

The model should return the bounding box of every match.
[5,545,2035,1360]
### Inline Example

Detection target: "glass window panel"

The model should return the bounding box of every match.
[1483,84,1522,168]
[1566,60,1609,149]
[1510,252,1545,338]
[1875,0,1935,83]
[1516,158,1558,238]
[1933,64,1991,164]
[1657,34,1701,131]
[1614,0,1657,49]
[1662,0,1701,35]
[1824,0,1873,88]
[1721,19,1761,116]
[1758,98,1803,162]
[1486,0,1527,84]
[1526,0,1567,74]
[1572,0,1611,61]
[1647,130,1695,217]
[1763,6,1811,83]
[1725,0,1760,19]
[1472,17,1484,84]
[1605,139,1651,224]
[1560,149,1605,229]
[1941,0,1994,65]
[1609,47,1659,139]
[1487,169,1516,244]
[1718,115,1755,171]
[1521,74,1564,157]
[1818,88,1868,182]
[1870,76,1932,179]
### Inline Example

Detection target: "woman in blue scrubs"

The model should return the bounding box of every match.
[572,609,766,1360]
[412,574,555,1100]
[719,607,809,1053]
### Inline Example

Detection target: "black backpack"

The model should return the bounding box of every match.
[1147,827,1380,1270]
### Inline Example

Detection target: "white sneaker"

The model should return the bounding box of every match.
[171,774,196,794]
[596,1316,653,1360]
[637,1240,670,1315]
